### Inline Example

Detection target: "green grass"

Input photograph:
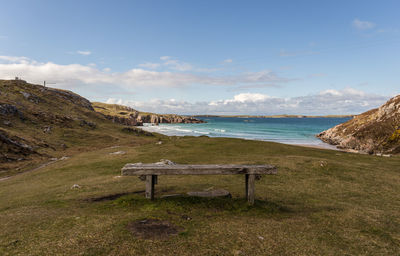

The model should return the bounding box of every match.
[0,136,400,255]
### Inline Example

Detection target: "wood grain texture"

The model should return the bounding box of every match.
[145,175,155,200]
[122,164,277,176]
[247,174,255,205]
[245,174,249,199]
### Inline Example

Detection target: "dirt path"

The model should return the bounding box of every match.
[0,158,61,182]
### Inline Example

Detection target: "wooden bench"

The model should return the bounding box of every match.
[121,163,277,205]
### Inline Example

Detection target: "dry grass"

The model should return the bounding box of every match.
[1,136,399,255]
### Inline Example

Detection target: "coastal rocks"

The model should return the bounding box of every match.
[137,114,204,124]
[136,113,204,124]
[318,94,400,154]
[92,102,204,126]
[106,114,143,126]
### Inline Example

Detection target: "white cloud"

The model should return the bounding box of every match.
[138,56,192,71]
[235,93,270,102]
[163,58,192,71]
[138,62,161,69]
[223,59,233,63]
[0,55,289,89]
[0,55,33,64]
[77,50,91,56]
[352,19,376,30]
[160,56,171,61]
[319,89,342,96]
[109,89,389,115]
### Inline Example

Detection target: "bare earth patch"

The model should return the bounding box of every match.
[127,219,183,240]
[85,190,145,202]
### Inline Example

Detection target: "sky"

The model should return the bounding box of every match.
[0,0,399,115]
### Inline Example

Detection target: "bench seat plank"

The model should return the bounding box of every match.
[121,164,277,176]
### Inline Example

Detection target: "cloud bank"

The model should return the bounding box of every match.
[0,55,392,115]
[0,55,289,89]
[107,89,390,115]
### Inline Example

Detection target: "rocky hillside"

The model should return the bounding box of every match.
[92,102,204,126]
[318,95,400,154]
[0,79,153,176]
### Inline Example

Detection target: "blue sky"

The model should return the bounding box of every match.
[0,0,399,115]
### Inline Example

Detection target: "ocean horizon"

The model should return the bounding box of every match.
[140,116,352,149]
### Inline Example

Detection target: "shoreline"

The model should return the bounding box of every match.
[137,125,340,151]
[294,143,340,151]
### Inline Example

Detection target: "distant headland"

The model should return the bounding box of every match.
[194,114,354,118]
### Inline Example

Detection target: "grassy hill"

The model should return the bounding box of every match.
[0,80,154,177]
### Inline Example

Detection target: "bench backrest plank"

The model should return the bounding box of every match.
[121,164,277,176]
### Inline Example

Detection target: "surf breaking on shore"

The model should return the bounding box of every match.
[138,117,346,150]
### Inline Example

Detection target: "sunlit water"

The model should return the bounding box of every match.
[140,116,351,149]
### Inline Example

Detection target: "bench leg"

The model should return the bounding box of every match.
[145,175,156,200]
[245,174,249,199]
[246,174,255,205]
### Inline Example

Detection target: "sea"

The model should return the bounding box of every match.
[140,116,352,149]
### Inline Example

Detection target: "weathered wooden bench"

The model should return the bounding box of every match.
[121,163,277,205]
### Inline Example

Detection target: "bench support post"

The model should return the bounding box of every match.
[245,174,255,205]
[245,174,249,199]
[145,175,156,200]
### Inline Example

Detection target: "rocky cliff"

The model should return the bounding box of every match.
[317,95,400,154]
[92,102,204,126]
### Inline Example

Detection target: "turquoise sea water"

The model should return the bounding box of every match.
[140,116,351,148]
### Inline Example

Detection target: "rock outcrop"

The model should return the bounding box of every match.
[136,113,204,124]
[0,79,103,171]
[317,95,400,154]
[92,102,204,126]
[0,130,36,162]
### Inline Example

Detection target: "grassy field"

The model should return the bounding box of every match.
[1,135,399,255]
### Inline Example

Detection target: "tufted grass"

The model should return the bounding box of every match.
[1,135,399,255]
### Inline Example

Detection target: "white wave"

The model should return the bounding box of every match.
[194,131,210,134]
[175,128,193,133]
[214,129,226,132]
